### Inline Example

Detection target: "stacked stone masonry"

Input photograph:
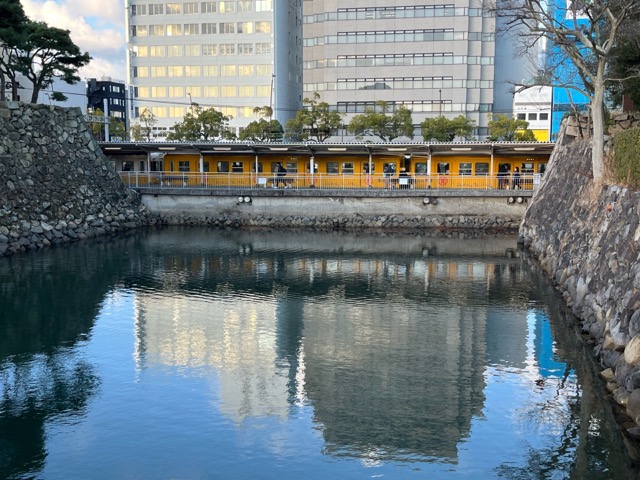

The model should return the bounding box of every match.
[153,212,520,231]
[0,102,152,256]
[519,121,640,439]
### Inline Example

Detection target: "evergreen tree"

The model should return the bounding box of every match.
[487,114,536,141]
[166,104,232,141]
[285,92,343,142]
[348,101,414,142]
[239,107,284,141]
[421,115,475,141]
[14,21,91,103]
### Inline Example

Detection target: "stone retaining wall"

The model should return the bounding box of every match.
[0,102,152,256]
[519,122,640,439]
[155,212,520,231]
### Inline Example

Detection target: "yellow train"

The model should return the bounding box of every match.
[104,141,553,191]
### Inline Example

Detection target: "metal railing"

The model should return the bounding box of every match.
[118,171,542,192]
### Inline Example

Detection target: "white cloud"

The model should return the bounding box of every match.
[22,0,126,81]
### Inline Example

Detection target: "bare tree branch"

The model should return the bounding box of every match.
[488,0,640,182]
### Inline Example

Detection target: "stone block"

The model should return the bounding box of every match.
[624,334,640,366]
[627,388,640,424]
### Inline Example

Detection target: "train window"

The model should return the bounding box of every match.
[307,162,318,173]
[528,113,537,121]
[539,163,547,175]
[203,161,210,173]
[122,161,134,171]
[459,162,472,175]
[415,163,428,175]
[179,161,190,172]
[251,162,263,173]
[521,163,534,174]
[327,162,339,174]
[383,163,396,175]
[217,161,229,173]
[363,163,375,174]
[232,162,244,173]
[475,163,489,175]
[139,161,146,171]
[437,162,449,174]
[540,113,549,120]
[286,162,298,173]
[270,162,279,173]
[517,113,526,120]
[342,162,354,174]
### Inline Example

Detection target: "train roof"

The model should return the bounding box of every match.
[100,140,555,158]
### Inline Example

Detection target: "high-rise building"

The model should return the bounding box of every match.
[302,0,532,139]
[125,0,302,139]
[87,77,128,140]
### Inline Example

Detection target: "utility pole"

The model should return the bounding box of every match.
[187,92,193,115]
[439,89,442,117]
[269,74,275,117]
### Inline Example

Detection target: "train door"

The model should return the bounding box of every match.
[435,161,450,188]
[149,152,164,172]
[413,159,429,189]
[497,162,511,189]
[520,161,535,190]
[382,161,396,189]
[401,154,411,173]
[362,161,375,188]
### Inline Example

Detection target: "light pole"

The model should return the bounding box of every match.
[269,74,275,117]
[439,89,442,117]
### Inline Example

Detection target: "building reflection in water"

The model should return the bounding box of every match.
[129,229,533,463]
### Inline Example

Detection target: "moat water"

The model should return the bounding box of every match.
[0,227,638,479]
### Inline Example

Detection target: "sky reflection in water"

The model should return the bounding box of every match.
[0,228,637,479]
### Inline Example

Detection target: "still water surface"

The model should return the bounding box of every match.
[0,228,638,479]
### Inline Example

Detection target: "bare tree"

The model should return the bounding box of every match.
[490,0,640,182]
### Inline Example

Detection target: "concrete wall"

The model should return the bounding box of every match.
[0,102,152,256]
[140,189,530,231]
[519,121,640,439]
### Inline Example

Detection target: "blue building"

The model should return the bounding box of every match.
[547,0,592,140]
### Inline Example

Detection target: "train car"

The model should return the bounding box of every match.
[106,142,552,191]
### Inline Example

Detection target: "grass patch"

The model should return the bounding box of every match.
[612,126,640,187]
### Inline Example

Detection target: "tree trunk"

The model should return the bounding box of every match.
[590,71,606,182]
[30,85,40,104]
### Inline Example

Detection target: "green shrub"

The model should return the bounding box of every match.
[612,127,640,187]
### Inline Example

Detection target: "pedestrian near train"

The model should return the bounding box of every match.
[512,167,521,190]
[276,162,287,187]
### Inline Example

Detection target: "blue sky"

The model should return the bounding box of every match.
[23,0,127,81]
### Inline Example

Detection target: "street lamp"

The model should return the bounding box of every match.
[439,89,442,117]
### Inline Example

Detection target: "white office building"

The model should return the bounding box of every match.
[125,0,302,139]
[302,0,533,139]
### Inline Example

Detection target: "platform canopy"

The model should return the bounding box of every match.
[99,140,555,158]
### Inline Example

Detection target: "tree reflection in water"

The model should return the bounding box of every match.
[0,353,100,478]
[0,234,136,479]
